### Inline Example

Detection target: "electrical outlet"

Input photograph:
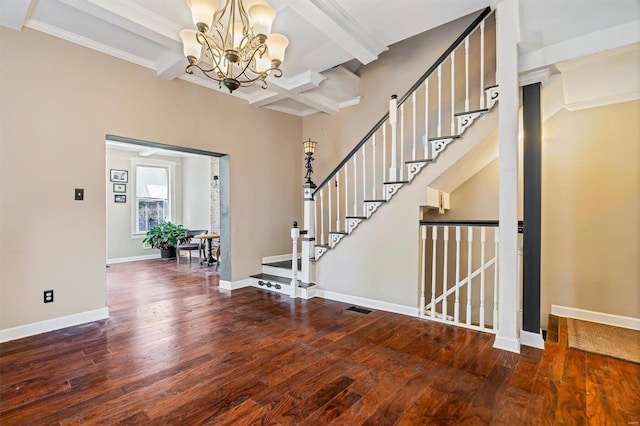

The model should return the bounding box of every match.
[44,290,54,303]
[75,188,84,200]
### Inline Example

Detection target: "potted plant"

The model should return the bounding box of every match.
[142,221,188,259]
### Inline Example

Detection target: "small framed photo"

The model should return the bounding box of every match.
[113,183,126,193]
[110,169,128,183]
[114,194,127,203]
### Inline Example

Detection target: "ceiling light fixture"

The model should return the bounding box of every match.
[180,0,289,93]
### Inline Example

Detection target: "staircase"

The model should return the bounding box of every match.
[250,8,500,317]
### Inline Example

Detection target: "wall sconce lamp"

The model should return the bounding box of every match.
[303,138,317,188]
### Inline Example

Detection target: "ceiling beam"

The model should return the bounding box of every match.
[280,0,386,65]
[155,50,188,80]
[0,0,34,30]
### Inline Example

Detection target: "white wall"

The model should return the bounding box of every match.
[182,155,212,233]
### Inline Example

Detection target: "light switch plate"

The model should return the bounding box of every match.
[75,188,84,200]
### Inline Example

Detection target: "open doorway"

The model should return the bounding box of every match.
[105,135,230,281]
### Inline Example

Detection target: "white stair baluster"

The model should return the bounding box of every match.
[320,189,324,245]
[420,225,427,316]
[442,226,449,320]
[493,227,499,329]
[466,226,473,325]
[450,50,455,136]
[362,144,366,205]
[336,174,340,231]
[465,36,470,111]
[480,21,485,109]
[454,226,461,324]
[437,65,442,137]
[382,124,387,183]
[353,155,357,216]
[389,96,398,181]
[400,103,405,181]
[328,178,332,233]
[425,79,429,158]
[314,196,318,249]
[412,92,417,161]
[344,162,349,218]
[430,226,438,319]
[480,227,486,329]
[372,134,377,199]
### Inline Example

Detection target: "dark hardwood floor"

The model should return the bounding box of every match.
[1,259,639,424]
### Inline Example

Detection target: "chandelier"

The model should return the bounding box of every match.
[180,0,289,93]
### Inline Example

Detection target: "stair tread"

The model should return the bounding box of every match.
[329,231,348,235]
[262,259,302,269]
[345,216,367,219]
[428,135,461,141]
[363,199,386,203]
[454,108,489,116]
[315,244,331,249]
[250,273,315,288]
[485,84,498,89]
[405,159,434,164]
[383,181,409,185]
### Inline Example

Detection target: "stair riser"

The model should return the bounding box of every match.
[261,265,297,279]
[248,278,315,299]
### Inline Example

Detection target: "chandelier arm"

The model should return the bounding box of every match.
[197,32,224,61]
[185,63,224,84]
[233,44,268,80]
[199,36,226,76]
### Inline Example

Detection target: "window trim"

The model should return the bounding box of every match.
[131,158,176,238]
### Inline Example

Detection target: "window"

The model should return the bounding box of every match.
[135,165,170,233]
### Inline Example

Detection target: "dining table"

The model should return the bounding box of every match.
[194,234,220,267]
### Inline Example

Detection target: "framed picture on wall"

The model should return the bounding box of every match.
[113,183,126,193]
[114,194,126,203]
[110,169,128,182]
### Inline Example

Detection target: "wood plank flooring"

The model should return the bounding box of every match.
[1,259,639,424]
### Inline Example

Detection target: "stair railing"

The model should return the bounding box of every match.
[419,220,523,333]
[309,8,496,260]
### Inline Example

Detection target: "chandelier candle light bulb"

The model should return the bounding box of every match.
[181,0,288,93]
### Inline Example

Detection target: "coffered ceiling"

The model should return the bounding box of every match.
[1,0,638,116]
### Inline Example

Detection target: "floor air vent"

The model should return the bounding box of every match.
[346,306,372,314]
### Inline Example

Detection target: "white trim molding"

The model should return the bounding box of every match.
[551,305,640,331]
[107,253,160,264]
[261,253,300,264]
[493,335,521,353]
[0,307,109,343]
[219,278,252,291]
[520,329,545,349]
[314,289,419,317]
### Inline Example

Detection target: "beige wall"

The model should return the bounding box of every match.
[541,100,640,325]
[434,100,640,329]
[0,27,302,330]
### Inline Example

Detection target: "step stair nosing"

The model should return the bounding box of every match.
[454,108,488,117]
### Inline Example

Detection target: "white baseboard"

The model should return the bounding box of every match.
[313,289,419,317]
[551,305,640,331]
[107,254,160,264]
[219,278,252,291]
[493,335,521,354]
[520,329,545,349]
[261,253,300,264]
[0,307,110,343]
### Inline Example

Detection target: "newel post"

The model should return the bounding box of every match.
[300,184,316,286]
[290,221,300,298]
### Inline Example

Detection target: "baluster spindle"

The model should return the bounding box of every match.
[314,197,318,248]
[400,103,405,180]
[420,225,427,316]
[480,227,486,329]
[353,155,357,216]
[362,145,366,205]
[442,226,449,320]
[466,226,473,325]
[336,175,340,231]
[450,50,456,135]
[425,79,429,158]
[328,178,332,233]
[431,226,438,319]
[382,124,387,183]
[389,96,398,181]
[480,21,485,109]
[464,36,470,111]
[493,227,499,328]
[412,92,417,161]
[437,65,442,137]
[320,189,324,245]
[454,226,461,323]
[344,161,349,218]
[372,134,377,199]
